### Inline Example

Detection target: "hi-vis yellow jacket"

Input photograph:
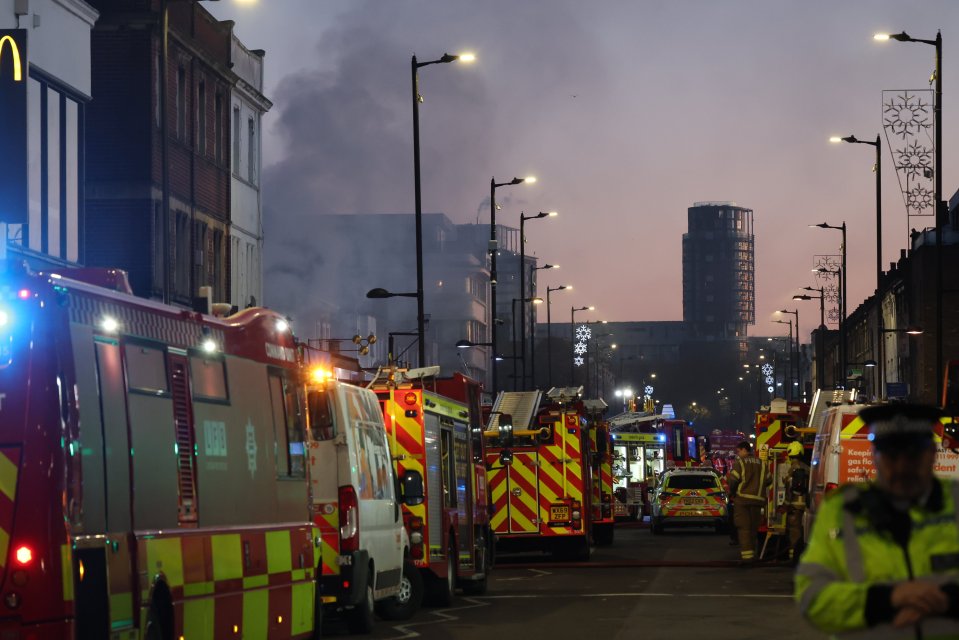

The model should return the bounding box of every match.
[795,478,959,638]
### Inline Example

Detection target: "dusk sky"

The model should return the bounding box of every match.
[208,1,957,342]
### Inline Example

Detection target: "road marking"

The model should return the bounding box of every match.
[495,568,552,582]
[477,592,791,599]
[385,597,490,639]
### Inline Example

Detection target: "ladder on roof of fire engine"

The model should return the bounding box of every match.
[490,391,542,430]
[367,365,441,390]
[545,386,584,404]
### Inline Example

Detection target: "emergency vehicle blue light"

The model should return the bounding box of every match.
[867,433,875,442]
[657,434,666,442]
[0,309,8,328]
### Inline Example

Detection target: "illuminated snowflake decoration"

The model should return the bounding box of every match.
[573,342,587,355]
[765,375,775,385]
[644,385,654,396]
[883,91,932,140]
[573,356,584,367]
[906,185,935,212]
[895,140,933,180]
[767,386,775,393]
[575,325,592,341]
[761,363,774,376]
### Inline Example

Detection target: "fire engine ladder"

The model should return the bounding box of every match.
[490,391,542,432]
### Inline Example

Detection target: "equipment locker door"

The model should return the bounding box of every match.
[506,452,540,533]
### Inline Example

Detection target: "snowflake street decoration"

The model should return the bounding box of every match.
[828,308,841,323]
[644,385,654,396]
[895,140,933,180]
[883,89,935,220]
[883,91,931,140]
[765,375,775,385]
[761,363,774,376]
[767,386,775,394]
[573,342,587,355]
[906,185,935,212]
[575,325,592,341]
[573,356,584,367]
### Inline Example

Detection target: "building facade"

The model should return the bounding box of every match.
[85,0,236,304]
[0,0,98,270]
[682,201,755,347]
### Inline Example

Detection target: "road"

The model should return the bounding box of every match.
[323,522,826,639]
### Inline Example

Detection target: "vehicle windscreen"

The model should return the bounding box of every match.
[665,474,718,490]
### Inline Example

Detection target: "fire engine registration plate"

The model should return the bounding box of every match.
[684,497,705,506]
[550,505,570,522]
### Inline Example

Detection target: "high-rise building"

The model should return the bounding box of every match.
[682,202,755,345]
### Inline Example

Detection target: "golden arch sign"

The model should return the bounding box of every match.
[0,35,22,82]
[0,29,27,224]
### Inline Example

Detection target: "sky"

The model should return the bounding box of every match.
[207,0,958,343]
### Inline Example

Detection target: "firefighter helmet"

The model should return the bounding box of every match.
[786,441,803,458]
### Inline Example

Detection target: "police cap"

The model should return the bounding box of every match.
[859,403,941,453]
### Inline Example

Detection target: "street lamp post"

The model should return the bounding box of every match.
[779,308,801,398]
[812,222,847,385]
[876,30,943,400]
[546,285,569,388]
[570,305,594,385]
[411,51,473,367]
[519,212,556,389]
[795,287,826,390]
[530,264,558,387]
[773,319,794,399]
[512,297,542,390]
[832,134,883,396]
[490,176,534,394]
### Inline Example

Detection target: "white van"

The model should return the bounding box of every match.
[305,378,414,633]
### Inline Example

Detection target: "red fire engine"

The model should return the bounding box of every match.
[484,387,601,560]
[369,366,491,605]
[0,262,318,638]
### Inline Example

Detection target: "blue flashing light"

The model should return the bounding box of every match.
[867,433,875,442]
[657,434,666,442]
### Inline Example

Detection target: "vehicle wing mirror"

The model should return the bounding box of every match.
[400,470,425,506]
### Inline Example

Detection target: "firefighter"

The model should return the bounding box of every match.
[781,441,809,564]
[796,403,959,637]
[725,440,769,564]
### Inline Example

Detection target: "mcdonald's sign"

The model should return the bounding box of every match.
[0,29,27,224]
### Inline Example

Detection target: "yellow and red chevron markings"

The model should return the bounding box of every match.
[382,392,429,565]
[313,503,340,577]
[0,447,21,577]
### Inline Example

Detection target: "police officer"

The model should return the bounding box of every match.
[726,440,770,564]
[796,403,959,637]
[782,441,809,564]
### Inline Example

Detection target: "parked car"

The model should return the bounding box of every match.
[650,468,728,534]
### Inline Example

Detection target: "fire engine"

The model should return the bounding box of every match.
[754,397,811,459]
[369,366,491,606]
[0,262,319,638]
[608,414,702,517]
[584,401,616,546]
[484,387,603,560]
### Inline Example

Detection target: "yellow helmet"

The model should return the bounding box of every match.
[786,441,803,458]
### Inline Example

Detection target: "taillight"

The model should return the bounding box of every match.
[825,482,839,495]
[408,516,424,560]
[13,545,32,566]
[338,486,359,553]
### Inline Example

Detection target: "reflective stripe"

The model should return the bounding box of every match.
[842,505,864,582]
[796,561,842,616]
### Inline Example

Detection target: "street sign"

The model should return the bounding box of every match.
[886,382,908,399]
[0,29,27,224]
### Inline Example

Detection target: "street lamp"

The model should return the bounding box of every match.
[519,211,557,389]
[411,51,475,367]
[794,286,826,389]
[831,133,883,394]
[512,297,543,391]
[530,263,558,387]
[875,30,944,400]
[570,305,595,384]
[811,222,847,384]
[546,285,570,388]
[778,308,801,398]
[490,175,535,394]
[773,318,794,399]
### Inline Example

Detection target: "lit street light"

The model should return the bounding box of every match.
[411,51,475,367]
[811,221,847,385]
[794,286,826,388]
[875,30,944,400]
[530,263,558,387]
[778,308,801,398]
[831,133,883,395]
[519,211,557,389]
[546,285,570,387]
[490,175,535,394]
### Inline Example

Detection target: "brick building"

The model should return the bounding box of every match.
[85,0,240,305]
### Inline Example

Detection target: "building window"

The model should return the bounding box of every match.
[232,105,240,172]
[197,80,206,156]
[213,229,223,301]
[176,66,186,140]
[247,117,256,183]
[214,92,223,164]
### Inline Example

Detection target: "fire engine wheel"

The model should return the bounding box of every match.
[346,570,375,634]
[460,537,489,596]
[427,541,457,607]
[375,560,423,621]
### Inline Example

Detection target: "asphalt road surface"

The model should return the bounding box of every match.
[323,522,826,639]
